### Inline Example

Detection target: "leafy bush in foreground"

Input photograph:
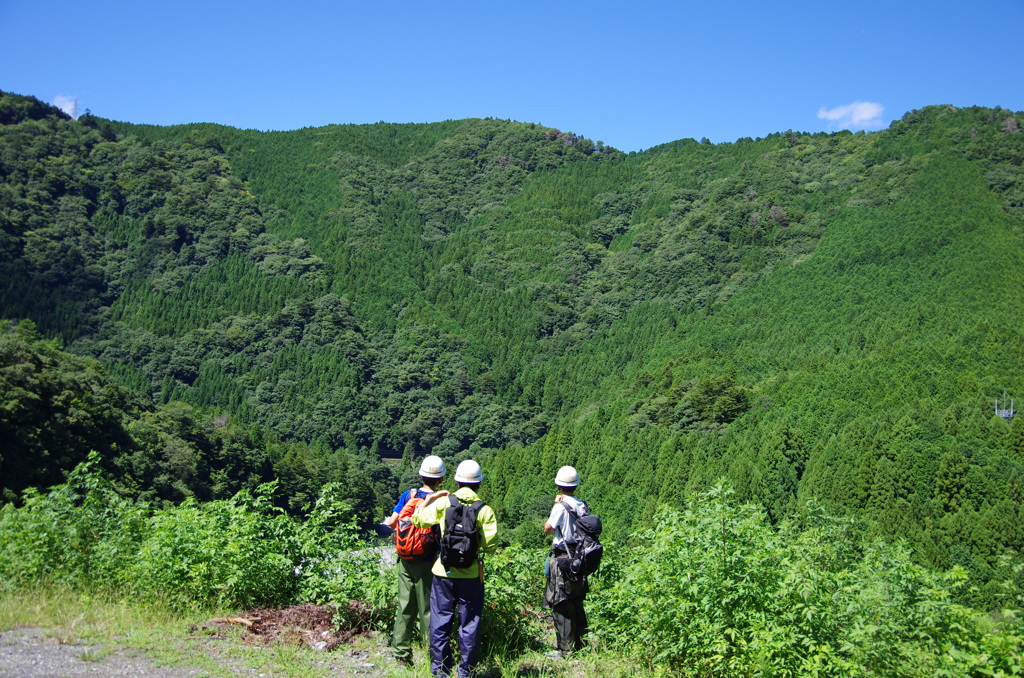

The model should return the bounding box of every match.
[480,545,547,656]
[0,456,368,610]
[2,462,1020,672]
[0,458,542,659]
[591,485,1022,677]
[0,453,148,589]
[131,483,300,608]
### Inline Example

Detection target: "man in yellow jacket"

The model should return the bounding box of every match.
[412,459,498,678]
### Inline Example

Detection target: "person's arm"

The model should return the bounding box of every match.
[411,493,448,527]
[384,489,413,527]
[543,496,565,535]
[478,504,499,554]
[422,489,450,505]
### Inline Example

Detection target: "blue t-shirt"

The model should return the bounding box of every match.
[393,488,430,515]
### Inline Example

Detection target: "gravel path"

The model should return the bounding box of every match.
[0,627,206,677]
[0,596,413,678]
[0,625,391,678]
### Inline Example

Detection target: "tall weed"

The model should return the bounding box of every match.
[0,453,148,590]
[591,484,1021,677]
[0,460,391,616]
[293,483,393,629]
[481,545,546,657]
[130,482,299,609]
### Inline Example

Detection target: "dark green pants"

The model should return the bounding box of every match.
[392,557,434,659]
[545,554,588,653]
[552,595,588,653]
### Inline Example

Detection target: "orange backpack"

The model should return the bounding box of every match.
[394,490,439,560]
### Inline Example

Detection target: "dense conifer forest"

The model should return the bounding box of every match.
[2,89,1024,619]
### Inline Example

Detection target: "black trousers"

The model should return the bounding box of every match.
[552,595,587,652]
[546,550,588,653]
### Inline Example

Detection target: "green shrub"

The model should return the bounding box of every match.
[293,482,393,629]
[0,453,147,590]
[128,480,397,613]
[592,484,1022,677]
[480,545,546,658]
[129,482,299,609]
[0,460,393,615]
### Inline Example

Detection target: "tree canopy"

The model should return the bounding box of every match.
[2,91,1023,605]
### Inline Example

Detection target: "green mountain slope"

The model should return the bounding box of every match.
[483,110,1024,603]
[2,92,1023,601]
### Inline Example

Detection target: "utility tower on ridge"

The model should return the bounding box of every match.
[996,391,1015,420]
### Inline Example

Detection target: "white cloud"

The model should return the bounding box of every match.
[53,95,78,119]
[817,101,885,130]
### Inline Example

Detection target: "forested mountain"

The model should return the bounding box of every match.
[2,90,1023,604]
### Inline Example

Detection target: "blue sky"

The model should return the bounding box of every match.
[2,0,1021,152]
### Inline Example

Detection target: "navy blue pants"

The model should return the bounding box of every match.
[429,575,484,677]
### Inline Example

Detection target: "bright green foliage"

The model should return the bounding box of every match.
[3,91,1024,605]
[2,463,1020,673]
[131,483,300,609]
[290,481,391,612]
[0,459,548,659]
[0,452,148,590]
[0,459,365,611]
[479,545,547,655]
[592,485,1021,677]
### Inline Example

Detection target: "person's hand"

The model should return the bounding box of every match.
[427,490,450,503]
[554,494,564,503]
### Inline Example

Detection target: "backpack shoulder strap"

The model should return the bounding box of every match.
[449,498,485,529]
[561,498,584,520]
[398,490,422,518]
[444,494,461,528]
[468,502,486,538]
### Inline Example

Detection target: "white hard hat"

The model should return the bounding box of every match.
[419,455,446,479]
[555,466,580,487]
[454,459,483,484]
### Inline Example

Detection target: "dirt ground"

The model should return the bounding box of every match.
[205,602,373,652]
[0,603,396,678]
[0,602,583,677]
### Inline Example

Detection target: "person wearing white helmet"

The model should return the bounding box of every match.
[411,459,498,678]
[382,455,447,666]
[543,465,588,658]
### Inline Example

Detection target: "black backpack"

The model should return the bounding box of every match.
[558,502,603,581]
[439,494,485,569]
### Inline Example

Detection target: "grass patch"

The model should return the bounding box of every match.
[0,585,642,677]
[0,586,394,677]
[76,644,116,662]
[0,584,189,642]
